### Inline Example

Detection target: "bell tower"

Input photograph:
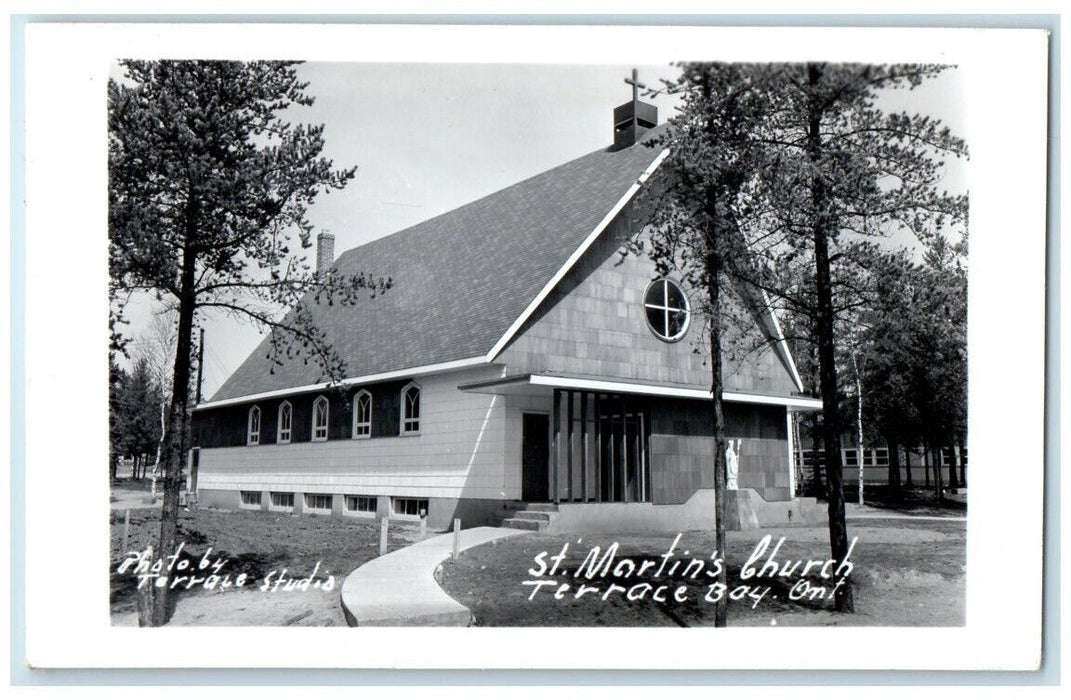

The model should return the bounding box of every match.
[613,68,658,150]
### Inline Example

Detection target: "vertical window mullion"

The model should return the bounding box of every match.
[662,280,670,338]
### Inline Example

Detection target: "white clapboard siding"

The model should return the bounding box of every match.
[198,366,516,499]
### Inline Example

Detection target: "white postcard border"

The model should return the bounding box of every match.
[21,22,1048,670]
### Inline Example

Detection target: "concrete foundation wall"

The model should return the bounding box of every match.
[724,489,827,531]
[547,489,716,535]
[197,488,504,531]
[200,488,241,511]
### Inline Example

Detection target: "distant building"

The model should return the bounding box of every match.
[190,86,823,532]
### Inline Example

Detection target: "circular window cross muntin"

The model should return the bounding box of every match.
[643,277,691,343]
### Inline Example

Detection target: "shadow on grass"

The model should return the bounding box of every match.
[861,486,967,514]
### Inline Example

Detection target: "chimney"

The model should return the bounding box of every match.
[316,230,335,277]
[613,68,658,150]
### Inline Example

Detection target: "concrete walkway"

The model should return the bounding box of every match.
[848,512,967,522]
[845,503,966,522]
[110,486,163,511]
[340,525,526,626]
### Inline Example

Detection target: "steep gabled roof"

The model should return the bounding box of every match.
[210,138,668,403]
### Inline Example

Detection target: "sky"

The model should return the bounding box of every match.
[116,62,966,399]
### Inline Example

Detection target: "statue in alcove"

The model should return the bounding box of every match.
[726,438,742,491]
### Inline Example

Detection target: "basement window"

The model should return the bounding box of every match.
[643,278,691,342]
[392,497,429,519]
[239,491,262,508]
[269,492,294,511]
[304,493,332,512]
[345,495,378,516]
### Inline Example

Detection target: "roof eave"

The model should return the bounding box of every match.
[484,146,671,363]
[195,355,488,410]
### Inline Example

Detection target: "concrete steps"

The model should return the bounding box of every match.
[499,502,559,532]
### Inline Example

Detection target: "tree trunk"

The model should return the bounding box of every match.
[904,447,913,487]
[806,62,853,614]
[808,343,823,498]
[135,546,155,627]
[947,442,959,490]
[697,69,732,627]
[924,447,931,488]
[931,444,943,500]
[957,434,967,487]
[151,397,167,499]
[150,215,199,627]
[707,255,729,628]
[851,351,864,506]
[887,438,901,490]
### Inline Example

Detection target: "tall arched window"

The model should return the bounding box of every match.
[312,396,329,442]
[277,401,292,444]
[247,405,261,445]
[401,382,421,435]
[353,390,372,439]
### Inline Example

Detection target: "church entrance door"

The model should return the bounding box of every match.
[521,413,550,502]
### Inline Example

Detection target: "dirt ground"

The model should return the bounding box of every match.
[438,517,966,627]
[110,495,428,626]
[111,479,965,628]
[110,481,161,512]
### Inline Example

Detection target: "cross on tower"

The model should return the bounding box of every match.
[624,68,646,104]
[612,68,657,150]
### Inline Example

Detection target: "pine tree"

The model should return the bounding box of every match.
[748,63,968,611]
[636,63,782,626]
[108,60,389,625]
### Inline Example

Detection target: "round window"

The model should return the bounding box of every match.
[643,278,691,342]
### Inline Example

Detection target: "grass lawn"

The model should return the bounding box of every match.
[110,479,966,628]
[110,504,423,626]
[439,517,965,627]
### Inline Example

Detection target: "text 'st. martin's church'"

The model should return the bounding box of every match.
[190,79,825,533]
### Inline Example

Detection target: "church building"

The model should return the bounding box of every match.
[189,82,824,533]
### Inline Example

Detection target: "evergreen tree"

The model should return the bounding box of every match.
[728,63,967,612]
[109,357,129,481]
[109,60,388,625]
[636,63,782,626]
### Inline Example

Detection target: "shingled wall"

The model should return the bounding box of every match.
[496,207,800,397]
[648,398,789,505]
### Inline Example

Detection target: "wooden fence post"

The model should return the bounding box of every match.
[121,509,131,553]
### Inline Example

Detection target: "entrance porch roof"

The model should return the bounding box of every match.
[457,372,822,410]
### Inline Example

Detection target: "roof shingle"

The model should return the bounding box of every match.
[211,138,667,402]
